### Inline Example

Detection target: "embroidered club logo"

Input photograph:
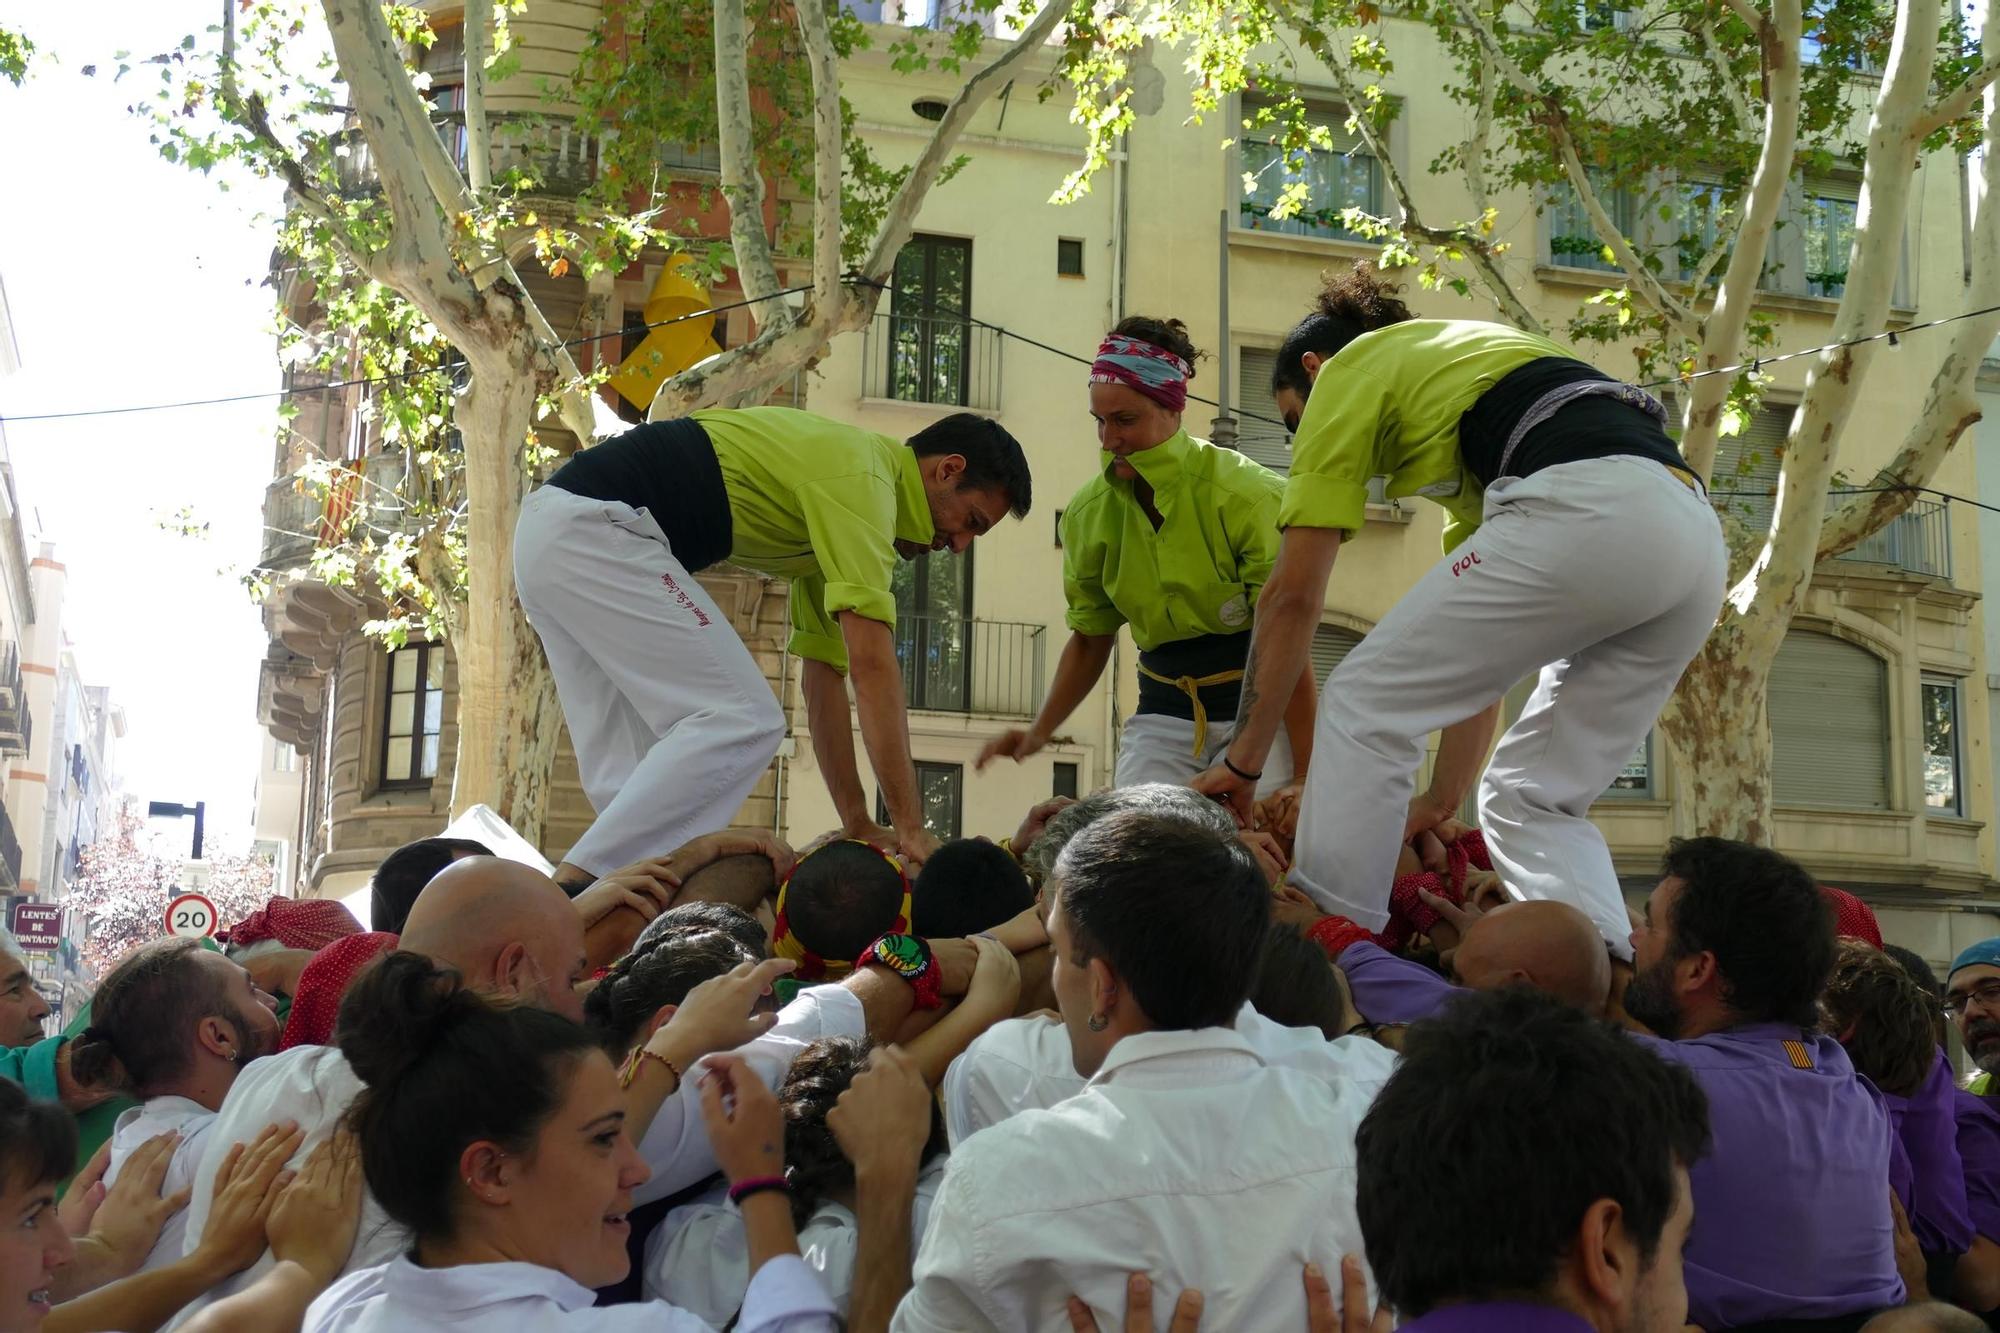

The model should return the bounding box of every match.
[1218,594,1250,628]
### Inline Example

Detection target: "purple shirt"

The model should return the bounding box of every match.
[1397,1304,1594,1333]
[1879,1049,1974,1255]
[1634,1024,1902,1329]
[1337,941,1457,1026]
[1954,1086,2000,1240]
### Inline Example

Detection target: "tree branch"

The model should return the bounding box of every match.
[1443,0,1697,336]
[1721,0,1766,32]
[1679,0,1802,480]
[792,0,845,315]
[857,0,1069,282]
[461,0,494,195]
[218,0,390,285]
[711,0,787,331]
[1465,51,1496,215]
[1916,50,2000,139]
[1695,18,1759,139]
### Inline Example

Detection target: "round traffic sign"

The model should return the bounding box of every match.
[164,892,220,940]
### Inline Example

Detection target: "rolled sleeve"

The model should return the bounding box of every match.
[797,475,897,617]
[788,574,850,673]
[1278,472,1370,535]
[1060,509,1125,638]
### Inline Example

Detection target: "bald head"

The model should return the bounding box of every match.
[1453,900,1612,1017]
[399,856,587,1021]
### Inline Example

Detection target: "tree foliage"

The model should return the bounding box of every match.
[64,805,276,977]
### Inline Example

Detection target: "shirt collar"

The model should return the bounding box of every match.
[383,1255,597,1315]
[1087,1024,1264,1090]
[1400,1303,1597,1333]
[893,445,937,548]
[1102,428,1194,492]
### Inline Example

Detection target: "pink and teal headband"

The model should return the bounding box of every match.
[1089,334,1191,414]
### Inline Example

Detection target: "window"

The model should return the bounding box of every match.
[1923,676,1963,816]
[1695,399,1793,532]
[878,762,963,840]
[1237,348,1295,474]
[1057,238,1085,277]
[380,644,444,788]
[1053,762,1080,799]
[1769,630,1889,808]
[1674,179,1732,283]
[1238,95,1384,243]
[1800,178,1860,298]
[1311,622,1365,687]
[1547,167,1641,274]
[272,743,298,774]
[893,548,974,712]
[888,235,972,405]
[1603,734,1655,798]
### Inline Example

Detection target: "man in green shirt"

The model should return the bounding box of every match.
[1193,266,1724,960]
[516,408,1032,881]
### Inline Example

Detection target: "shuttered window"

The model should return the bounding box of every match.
[1700,401,1791,531]
[1769,629,1889,808]
[1312,622,1365,686]
[1238,348,1294,474]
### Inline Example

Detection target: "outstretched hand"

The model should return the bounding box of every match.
[1189,765,1255,828]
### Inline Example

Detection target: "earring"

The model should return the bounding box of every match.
[1087,1013,1108,1032]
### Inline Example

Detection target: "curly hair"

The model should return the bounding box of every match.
[780,1037,945,1230]
[1109,315,1205,372]
[1822,939,1938,1097]
[1271,262,1414,395]
[583,928,757,1056]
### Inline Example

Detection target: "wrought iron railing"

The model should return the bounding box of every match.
[894,615,1045,718]
[0,646,30,761]
[859,311,1002,413]
[1829,499,1952,580]
[333,111,607,198]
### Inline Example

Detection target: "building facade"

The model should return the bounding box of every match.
[254,1,2000,971]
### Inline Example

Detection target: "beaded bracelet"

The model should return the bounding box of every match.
[617,1046,684,1093]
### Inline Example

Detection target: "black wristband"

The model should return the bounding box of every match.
[727,1175,791,1206]
[1224,756,1263,782]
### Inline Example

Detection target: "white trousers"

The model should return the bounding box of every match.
[1290,456,1726,959]
[1116,712,1296,797]
[513,486,785,876]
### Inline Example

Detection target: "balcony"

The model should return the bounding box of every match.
[262,476,322,572]
[334,111,607,199]
[0,646,29,760]
[1828,499,1951,580]
[859,311,1003,414]
[0,803,22,893]
[894,615,1046,718]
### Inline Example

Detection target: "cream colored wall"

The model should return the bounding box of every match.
[804,19,1996,891]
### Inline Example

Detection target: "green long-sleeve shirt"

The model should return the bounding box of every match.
[1061,430,1284,651]
[1280,319,1575,553]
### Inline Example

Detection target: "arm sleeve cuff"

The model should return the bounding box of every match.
[1065,607,1124,637]
[738,1253,840,1330]
[1278,473,1369,535]
[789,629,848,672]
[822,581,895,626]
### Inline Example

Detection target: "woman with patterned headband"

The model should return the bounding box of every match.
[976,316,1317,796]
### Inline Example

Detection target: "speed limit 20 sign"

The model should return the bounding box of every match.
[164,892,220,940]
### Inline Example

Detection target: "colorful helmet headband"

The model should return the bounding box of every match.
[771,839,913,983]
[1089,333,1192,414]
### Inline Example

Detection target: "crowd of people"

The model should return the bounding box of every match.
[3,260,1997,1332]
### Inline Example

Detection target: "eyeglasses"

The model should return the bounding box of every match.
[1943,980,2000,1015]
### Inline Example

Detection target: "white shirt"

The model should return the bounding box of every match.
[169,1045,406,1328]
[896,1026,1381,1332]
[643,1157,950,1321]
[107,1096,215,1274]
[303,1253,837,1332]
[942,1002,1398,1147]
[635,983,866,1206]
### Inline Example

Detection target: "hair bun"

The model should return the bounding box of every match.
[1313,261,1412,331]
[335,952,477,1089]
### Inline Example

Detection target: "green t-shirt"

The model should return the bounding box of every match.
[696,408,936,672]
[1061,431,1284,652]
[1280,320,1575,553]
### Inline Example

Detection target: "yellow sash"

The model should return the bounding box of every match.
[1134,663,1247,757]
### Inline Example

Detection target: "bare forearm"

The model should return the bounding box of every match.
[49,1238,127,1302]
[847,1162,920,1333]
[176,1262,327,1333]
[1229,528,1342,774]
[1427,702,1501,809]
[848,964,919,1042]
[1025,632,1114,743]
[47,1251,237,1333]
[738,1192,803,1278]
[1282,658,1318,776]
[848,641,921,831]
[804,658,869,827]
[902,997,1007,1086]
